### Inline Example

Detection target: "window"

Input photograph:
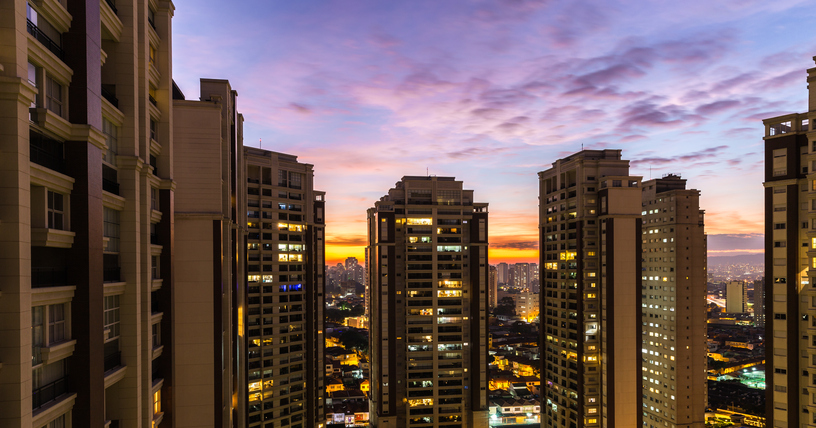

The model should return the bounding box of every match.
[148,7,156,28]
[151,255,160,279]
[102,118,118,163]
[32,306,44,365]
[153,389,162,416]
[149,44,156,67]
[152,323,161,348]
[103,207,120,252]
[150,119,157,141]
[151,187,159,211]
[104,295,120,342]
[45,75,63,117]
[47,191,64,229]
[774,223,786,230]
[28,62,39,108]
[48,304,65,343]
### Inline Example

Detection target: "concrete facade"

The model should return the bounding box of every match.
[367,176,489,427]
[244,147,326,428]
[641,174,707,428]
[538,150,642,428]
[761,56,816,428]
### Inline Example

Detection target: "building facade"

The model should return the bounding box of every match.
[725,280,748,314]
[761,57,816,428]
[366,176,489,427]
[538,150,642,428]
[173,78,248,427]
[640,174,707,428]
[244,147,326,428]
[0,0,180,426]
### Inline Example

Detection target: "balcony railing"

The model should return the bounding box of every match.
[104,351,121,372]
[26,19,63,60]
[32,267,68,288]
[101,84,119,108]
[32,375,70,409]
[103,267,121,283]
[103,165,119,195]
[30,132,65,173]
[104,0,118,14]
[149,94,157,106]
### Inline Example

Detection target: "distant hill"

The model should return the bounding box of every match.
[708,253,764,265]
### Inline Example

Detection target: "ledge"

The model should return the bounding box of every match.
[151,279,163,291]
[32,0,73,34]
[149,63,161,87]
[102,191,126,210]
[100,0,122,42]
[151,209,162,224]
[31,228,75,249]
[32,393,76,427]
[150,244,163,255]
[152,345,163,361]
[71,124,107,151]
[148,97,162,120]
[104,281,125,296]
[101,94,124,125]
[31,285,75,306]
[29,163,74,194]
[26,38,72,88]
[30,108,72,141]
[150,138,162,156]
[41,339,76,365]
[104,364,127,389]
[151,311,163,325]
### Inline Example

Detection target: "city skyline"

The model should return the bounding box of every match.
[171,0,816,265]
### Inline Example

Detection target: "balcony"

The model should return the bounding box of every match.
[32,375,70,410]
[103,267,121,283]
[32,267,68,288]
[101,84,118,108]
[104,351,121,372]
[27,19,63,60]
[102,164,119,195]
[104,0,117,14]
[30,132,65,173]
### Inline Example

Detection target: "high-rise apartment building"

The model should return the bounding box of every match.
[366,176,489,427]
[640,174,707,428]
[516,292,539,322]
[753,278,765,328]
[244,146,326,428]
[513,263,531,290]
[538,150,642,427]
[489,265,498,308]
[761,57,816,428]
[725,280,748,314]
[497,262,509,285]
[0,0,183,426]
[174,78,247,427]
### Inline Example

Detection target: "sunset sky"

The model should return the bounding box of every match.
[172,0,815,265]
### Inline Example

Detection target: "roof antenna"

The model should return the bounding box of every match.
[427,167,429,177]
[259,138,262,149]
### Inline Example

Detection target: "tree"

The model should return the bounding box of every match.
[340,329,368,354]
[493,296,516,316]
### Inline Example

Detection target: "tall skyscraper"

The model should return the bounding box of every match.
[173,78,248,427]
[0,0,189,426]
[489,265,498,308]
[244,147,326,428]
[538,149,642,427]
[753,278,765,328]
[366,176,489,427]
[725,280,748,314]
[641,174,707,428]
[761,58,816,427]
[497,262,509,285]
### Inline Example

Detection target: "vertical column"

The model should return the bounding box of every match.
[65,141,105,427]
[0,2,38,425]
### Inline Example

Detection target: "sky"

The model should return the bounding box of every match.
[171,0,816,266]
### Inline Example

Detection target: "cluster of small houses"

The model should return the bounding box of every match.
[324,319,546,426]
